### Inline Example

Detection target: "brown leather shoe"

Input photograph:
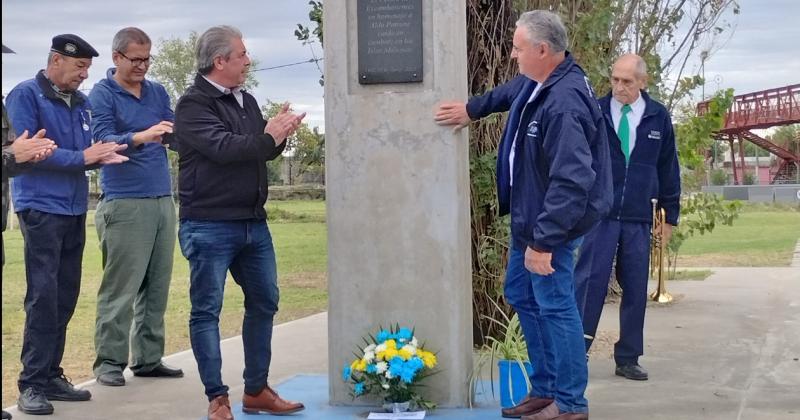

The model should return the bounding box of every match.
[208,395,233,420]
[552,414,588,420]
[522,402,588,420]
[242,385,305,415]
[502,395,555,418]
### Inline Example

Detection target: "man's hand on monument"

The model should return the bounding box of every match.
[434,101,470,131]
[265,102,306,146]
[12,129,57,163]
[132,121,174,146]
[525,247,555,276]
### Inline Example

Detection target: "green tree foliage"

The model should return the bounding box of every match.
[466,0,738,340]
[300,0,741,342]
[149,32,199,107]
[295,1,323,46]
[295,0,325,86]
[675,88,734,169]
[770,124,799,154]
[743,142,770,157]
[710,168,728,185]
[261,101,324,185]
[674,89,734,191]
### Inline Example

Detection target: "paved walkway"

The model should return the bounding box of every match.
[4,267,799,419]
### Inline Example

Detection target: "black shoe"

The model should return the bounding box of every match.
[43,375,92,401]
[1,409,12,419]
[17,387,54,415]
[133,362,183,378]
[96,370,126,386]
[615,363,649,380]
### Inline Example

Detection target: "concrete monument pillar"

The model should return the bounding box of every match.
[324,0,472,407]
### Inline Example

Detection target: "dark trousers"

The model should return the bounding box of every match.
[574,219,650,365]
[17,210,86,391]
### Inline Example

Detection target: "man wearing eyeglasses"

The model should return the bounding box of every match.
[573,54,681,382]
[88,27,183,388]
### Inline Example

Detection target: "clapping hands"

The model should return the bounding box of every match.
[132,121,174,146]
[83,142,129,165]
[264,103,306,146]
[12,129,57,163]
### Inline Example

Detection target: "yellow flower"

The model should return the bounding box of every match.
[350,359,360,370]
[399,346,415,361]
[384,339,397,350]
[354,358,368,371]
[419,350,437,368]
[384,347,399,360]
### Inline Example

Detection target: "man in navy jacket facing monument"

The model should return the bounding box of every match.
[437,10,611,420]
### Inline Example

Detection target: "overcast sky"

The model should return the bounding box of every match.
[1,0,326,129]
[2,0,798,133]
[676,0,800,100]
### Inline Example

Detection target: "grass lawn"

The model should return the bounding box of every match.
[1,200,326,407]
[676,204,800,267]
[1,199,797,405]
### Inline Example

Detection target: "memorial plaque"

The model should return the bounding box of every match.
[357,0,423,84]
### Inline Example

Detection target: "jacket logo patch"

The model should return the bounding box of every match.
[526,121,540,138]
[648,130,662,140]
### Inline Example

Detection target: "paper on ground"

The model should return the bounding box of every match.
[367,410,426,419]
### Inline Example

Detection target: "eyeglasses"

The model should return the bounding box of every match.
[116,51,151,67]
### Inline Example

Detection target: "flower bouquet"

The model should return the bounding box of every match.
[342,325,438,411]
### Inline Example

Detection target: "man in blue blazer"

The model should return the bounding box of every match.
[574,54,681,381]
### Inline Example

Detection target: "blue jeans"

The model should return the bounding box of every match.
[504,238,588,413]
[178,219,280,400]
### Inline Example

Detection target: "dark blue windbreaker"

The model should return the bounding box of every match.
[467,54,612,252]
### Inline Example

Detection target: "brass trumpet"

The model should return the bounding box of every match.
[649,198,673,303]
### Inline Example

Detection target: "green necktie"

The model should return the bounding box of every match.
[618,104,632,165]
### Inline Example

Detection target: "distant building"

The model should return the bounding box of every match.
[720,154,775,185]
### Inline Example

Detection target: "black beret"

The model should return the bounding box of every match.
[50,34,98,58]
[2,44,14,54]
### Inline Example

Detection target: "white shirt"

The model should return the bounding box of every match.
[202,76,244,108]
[610,94,645,156]
[510,83,542,186]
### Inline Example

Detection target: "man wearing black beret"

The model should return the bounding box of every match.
[3,41,57,420]
[5,34,128,415]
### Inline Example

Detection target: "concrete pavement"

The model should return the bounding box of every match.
[4,267,799,419]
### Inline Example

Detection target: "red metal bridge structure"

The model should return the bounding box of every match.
[698,83,800,184]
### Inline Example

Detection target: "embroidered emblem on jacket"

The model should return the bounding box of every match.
[526,121,540,138]
[648,130,662,140]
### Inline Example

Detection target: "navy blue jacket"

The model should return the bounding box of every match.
[599,92,680,225]
[6,70,94,216]
[468,54,612,252]
[89,68,174,200]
